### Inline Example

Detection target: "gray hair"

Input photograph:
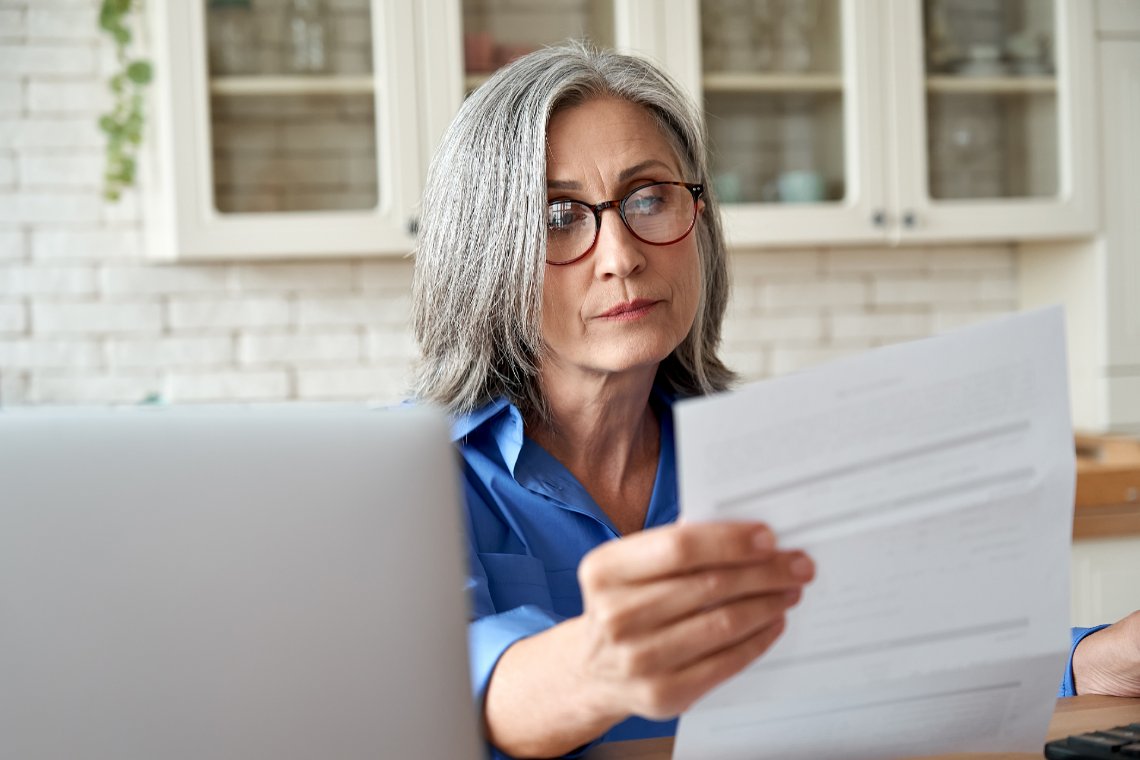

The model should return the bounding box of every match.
[411,42,735,421]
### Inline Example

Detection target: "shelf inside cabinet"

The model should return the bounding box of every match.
[702,72,843,93]
[925,75,1056,95]
[209,75,376,97]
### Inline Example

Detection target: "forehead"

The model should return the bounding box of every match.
[545,97,682,178]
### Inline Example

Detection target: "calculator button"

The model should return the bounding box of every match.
[1068,732,1130,752]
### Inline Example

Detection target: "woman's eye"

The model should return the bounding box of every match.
[548,204,588,231]
[627,194,666,215]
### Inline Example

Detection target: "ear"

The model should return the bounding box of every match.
[696,198,706,215]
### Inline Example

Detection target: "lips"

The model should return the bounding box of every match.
[597,298,660,319]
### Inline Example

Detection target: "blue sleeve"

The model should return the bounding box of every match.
[1059,624,1112,697]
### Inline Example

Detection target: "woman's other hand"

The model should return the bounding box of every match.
[1073,610,1140,697]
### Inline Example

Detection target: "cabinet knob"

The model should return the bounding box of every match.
[902,210,917,229]
[407,217,420,236]
[871,209,888,227]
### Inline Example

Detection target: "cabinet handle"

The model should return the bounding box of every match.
[871,209,888,227]
[902,210,917,229]
[407,217,420,236]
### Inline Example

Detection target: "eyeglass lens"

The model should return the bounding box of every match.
[546,182,698,265]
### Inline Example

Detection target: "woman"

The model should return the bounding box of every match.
[412,44,1140,759]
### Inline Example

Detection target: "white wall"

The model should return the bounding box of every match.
[0,1,1020,406]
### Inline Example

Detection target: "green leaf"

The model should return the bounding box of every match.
[98,115,117,133]
[113,27,131,46]
[126,61,152,84]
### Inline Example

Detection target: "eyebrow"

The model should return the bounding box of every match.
[547,159,677,191]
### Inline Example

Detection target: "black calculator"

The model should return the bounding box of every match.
[1044,723,1140,758]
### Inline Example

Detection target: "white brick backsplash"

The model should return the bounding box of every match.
[32,228,141,260]
[27,7,97,39]
[296,366,409,402]
[0,154,14,186]
[232,262,354,293]
[239,331,362,364]
[366,327,416,360]
[830,311,932,341]
[720,346,767,380]
[0,370,29,406]
[33,301,161,334]
[20,152,102,187]
[168,297,291,330]
[165,369,290,403]
[0,264,96,295]
[0,9,24,36]
[0,44,97,75]
[764,279,868,310]
[0,192,102,223]
[296,295,410,327]
[0,230,24,260]
[107,336,234,369]
[0,337,100,368]
[0,302,27,333]
[927,246,1015,272]
[722,312,824,345]
[30,371,161,404]
[0,117,102,149]
[0,81,21,114]
[731,249,823,277]
[359,259,415,291]
[933,308,1014,334]
[27,81,111,113]
[770,344,872,376]
[101,190,141,223]
[825,248,928,274]
[978,276,1016,302]
[872,277,980,306]
[101,264,232,295]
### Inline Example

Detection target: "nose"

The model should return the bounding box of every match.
[591,206,646,280]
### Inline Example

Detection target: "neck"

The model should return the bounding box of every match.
[527,364,661,534]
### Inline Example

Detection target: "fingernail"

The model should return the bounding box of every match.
[753,530,775,552]
[790,555,814,580]
[784,589,802,605]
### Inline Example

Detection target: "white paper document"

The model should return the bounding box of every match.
[673,307,1074,760]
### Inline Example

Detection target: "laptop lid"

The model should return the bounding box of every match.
[0,406,484,760]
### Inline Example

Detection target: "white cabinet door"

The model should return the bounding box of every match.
[634,0,1098,248]
[1100,39,1140,427]
[148,1,462,261]
[890,0,1098,244]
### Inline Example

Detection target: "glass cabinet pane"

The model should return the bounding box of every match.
[204,0,379,214]
[461,0,615,92]
[701,0,845,205]
[923,0,1058,200]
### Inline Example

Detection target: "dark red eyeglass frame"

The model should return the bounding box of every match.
[546,181,705,266]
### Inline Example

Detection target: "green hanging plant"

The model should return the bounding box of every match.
[98,0,152,202]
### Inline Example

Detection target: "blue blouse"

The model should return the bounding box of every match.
[451,391,1107,757]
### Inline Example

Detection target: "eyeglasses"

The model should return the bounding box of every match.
[546,181,704,265]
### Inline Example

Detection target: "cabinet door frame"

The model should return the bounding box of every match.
[888,0,1099,244]
[147,1,449,261]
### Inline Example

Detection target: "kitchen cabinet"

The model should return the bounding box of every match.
[150,1,1098,259]
[628,0,1098,247]
[147,0,463,260]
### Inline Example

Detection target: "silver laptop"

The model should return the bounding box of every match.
[0,406,484,760]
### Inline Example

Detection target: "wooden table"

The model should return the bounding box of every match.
[583,695,1140,759]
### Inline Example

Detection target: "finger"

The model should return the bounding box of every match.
[618,590,797,678]
[593,550,813,638]
[581,521,778,588]
[632,617,787,720]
